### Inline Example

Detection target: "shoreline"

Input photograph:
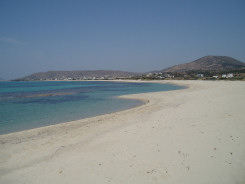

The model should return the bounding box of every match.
[0,80,184,137]
[1,80,245,183]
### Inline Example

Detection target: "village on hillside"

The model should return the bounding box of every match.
[15,69,245,81]
[135,69,245,80]
[12,56,245,81]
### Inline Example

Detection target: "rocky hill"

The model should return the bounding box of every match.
[16,70,140,81]
[14,56,245,81]
[163,56,245,72]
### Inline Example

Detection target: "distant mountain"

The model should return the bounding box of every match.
[15,70,140,81]
[162,56,245,72]
[13,56,245,81]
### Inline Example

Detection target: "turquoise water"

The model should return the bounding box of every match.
[0,81,184,134]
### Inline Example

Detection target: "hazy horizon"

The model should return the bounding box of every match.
[1,0,245,80]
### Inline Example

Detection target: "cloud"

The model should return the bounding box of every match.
[0,37,20,44]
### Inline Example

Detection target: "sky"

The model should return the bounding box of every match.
[0,0,245,79]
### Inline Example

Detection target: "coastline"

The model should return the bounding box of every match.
[0,80,245,183]
[0,80,183,137]
[0,80,182,135]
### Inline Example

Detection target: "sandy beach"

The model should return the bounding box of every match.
[0,80,245,184]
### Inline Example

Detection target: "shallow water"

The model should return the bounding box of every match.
[0,81,184,134]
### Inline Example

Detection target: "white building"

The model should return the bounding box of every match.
[227,73,234,78]
[222,74,227,78]
[146,73,153,77]
[197,74,204,78]
[222,73,234,78]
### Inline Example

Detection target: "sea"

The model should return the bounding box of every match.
[0,81,184,135]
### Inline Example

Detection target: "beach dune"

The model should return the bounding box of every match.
[0,80,245,184]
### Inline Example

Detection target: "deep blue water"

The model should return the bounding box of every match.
[0,81,184,134]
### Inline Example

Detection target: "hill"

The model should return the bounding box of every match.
[162,56,245,72]
[15,70,140,81]
[13,56,245,81]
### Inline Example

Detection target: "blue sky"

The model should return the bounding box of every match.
[0,0,245,79]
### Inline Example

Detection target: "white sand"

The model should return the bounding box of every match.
[0,80,245,184]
